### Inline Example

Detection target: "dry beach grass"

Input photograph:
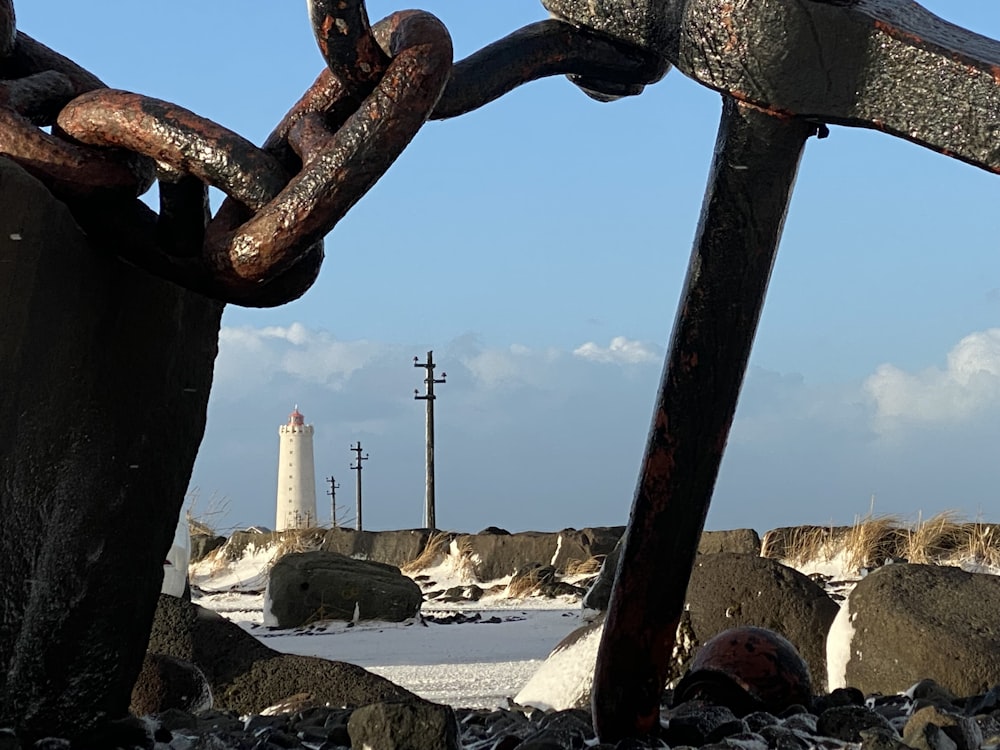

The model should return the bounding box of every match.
[770,510,1000,573]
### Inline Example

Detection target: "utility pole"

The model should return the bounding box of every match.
[350,442,368,531]
[326,475,340,528]
[414,351,446,529]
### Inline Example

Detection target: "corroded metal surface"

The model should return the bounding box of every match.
[431,19,665,118]
[205,10,452,288]
[0,107,154,196]
[309,0,389,94]
[58,91,289,211]
[543,0,1000,172]
[591,100,816,742]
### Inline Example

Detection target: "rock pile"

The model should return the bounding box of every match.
[60,678,1000,749]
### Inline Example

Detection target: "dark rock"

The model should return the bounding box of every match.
[320,528,432,568]
[815,705,894,743]
[904,705,983,750]
[757,724,814,750]
[906,722,960,750]
[858,726,910,750]
[698,529,763,556]
[267,550,422,627]
[743,711,779,733]
[683,553,839,692]
[813,687,865,713]
[963,685,1000,716]
[190,533,227,563]
[846,564,1000,696]
[148,594,415,715]
[457,527,623,582]
[217,528,432,569]
[663,703,744,746]
[584,531,763,612]
[0,730,19,750]
[703,731,769,750]
[347,699,460,750]
[131,652,212,715]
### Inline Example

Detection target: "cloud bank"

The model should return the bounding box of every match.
[191,325,1000,535]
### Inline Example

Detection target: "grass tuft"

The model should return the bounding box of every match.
[842,512,906,571]
[401,531,454,573]
[564,556,604,577]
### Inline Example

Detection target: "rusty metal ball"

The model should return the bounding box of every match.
[673,626,813,716]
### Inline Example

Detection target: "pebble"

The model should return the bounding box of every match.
[11,678,1000,749]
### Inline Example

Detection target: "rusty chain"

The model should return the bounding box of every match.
[0,0,661,307]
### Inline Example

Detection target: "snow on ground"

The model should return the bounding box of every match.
[190,535,1000,711]
[191,541,590,709]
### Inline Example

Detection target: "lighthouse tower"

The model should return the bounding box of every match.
[275,406,318,531]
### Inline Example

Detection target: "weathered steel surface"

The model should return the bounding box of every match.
[2,32,105,98]
[208,10,451,287]
[542,0,672,76]
[58,90,289,211]
[309,0,389,94]
[43,5,451,306]
[542,0,1000,172]
[591,100,816,742]
[431,19,666,119]
[0,106,154,196]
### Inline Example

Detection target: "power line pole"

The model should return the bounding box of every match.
[350,442,368,531]
[326,475,340,528]
[414,351,446,530]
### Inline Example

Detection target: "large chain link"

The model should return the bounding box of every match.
[0,0,660,308]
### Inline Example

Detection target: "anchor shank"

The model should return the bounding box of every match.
[592,99,815,742]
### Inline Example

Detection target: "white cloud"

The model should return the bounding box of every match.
[864,328,1000,432]
[215,323,384,398]
[459,344,562,390]
[572,336,659,365]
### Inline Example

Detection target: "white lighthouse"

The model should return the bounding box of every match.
[275,406,318,531]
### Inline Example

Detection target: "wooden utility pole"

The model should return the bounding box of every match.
[326,475,340,528]
[350,443,368,531]
[414,351,446,529]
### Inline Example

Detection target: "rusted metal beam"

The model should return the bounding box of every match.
[431,19,667,119]
[590,99,817,743]
[543,0,1000,173]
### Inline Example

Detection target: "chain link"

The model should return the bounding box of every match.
[0,0,659,306]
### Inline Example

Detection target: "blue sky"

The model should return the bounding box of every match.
[20,3,1000,534]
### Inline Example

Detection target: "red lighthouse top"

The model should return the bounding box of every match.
[288,406,305,426]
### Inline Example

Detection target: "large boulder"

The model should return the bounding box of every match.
[212,528,432,569]
[266,550,422,627]
[321,528,432,568]
[190,533,227,564]
[835,563,1000,696]
[131,653,212,716]
[517,553,837,710]
[148,595,415,714]
[684,553,838,692]
[456,528,624,582]
[583,530,763,612]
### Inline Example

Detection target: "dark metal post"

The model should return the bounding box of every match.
[414,351,446,529]
[350,443,368,531]
[326,475,340,528]
[591,99,817,742]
